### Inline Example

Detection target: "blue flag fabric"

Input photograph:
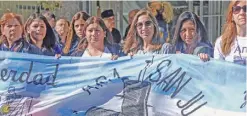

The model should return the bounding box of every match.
[0,51,245,116]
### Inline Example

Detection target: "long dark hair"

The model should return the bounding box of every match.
[75,16,114,52]
[24,13,56,49]
[63,11,90,54]
[172,11,212,53]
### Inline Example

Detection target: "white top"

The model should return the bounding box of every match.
[82,48,112,58]
[136,50,157,55]
[214,36,247,63]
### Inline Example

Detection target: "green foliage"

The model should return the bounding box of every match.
[37,1,61,11]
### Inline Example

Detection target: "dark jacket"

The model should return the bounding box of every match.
[112,28,122,44]
[123,25,130,41]
[0,38,43,55]
[67,36,80,56]
[25,36,62,56]
[175,42,214,57]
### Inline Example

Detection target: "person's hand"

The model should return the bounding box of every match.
[55,54,61,59]
[198,53,210,62]
[176,51,181,54]
[128,52,134,59]
[111,55,118,60]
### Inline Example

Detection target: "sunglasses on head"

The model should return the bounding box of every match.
[136,20,153,29]
[232,5,246,14]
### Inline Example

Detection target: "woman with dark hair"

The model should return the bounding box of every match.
[214,0,246,65]
[0,12,41,54]
[172,11,213,61]
[63,11,90,55]
[71,16,118,60]
[55,17,70,49]
[24,13,61,56]
[123,9,171,56]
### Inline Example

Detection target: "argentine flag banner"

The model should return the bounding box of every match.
[0,51,245,116]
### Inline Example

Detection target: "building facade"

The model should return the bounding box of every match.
[0,1,230,44]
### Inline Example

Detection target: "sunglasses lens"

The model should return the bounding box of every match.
[243,5,246,12]
[145,21,152,26]
[136,23,143,29]
[136,21,152,29]
[233,6,241,14]
[233,5,247,14]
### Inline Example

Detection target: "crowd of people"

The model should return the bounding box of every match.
[0,1,246,65]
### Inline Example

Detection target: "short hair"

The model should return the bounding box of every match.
[0,12,24,44]
[42,10,56,20]
[101,9,114,19]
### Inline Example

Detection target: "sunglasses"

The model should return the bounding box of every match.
[232,5,246,14]
[136,20,153,29]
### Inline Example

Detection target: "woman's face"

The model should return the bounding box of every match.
[27,19,47,42]
[85,23,105,45]
[136,15,154,42]
[232,1,246,28]
[180,20,196,45]
[2,18,22,42]
[74,19,85,39]
[55,19,69,37]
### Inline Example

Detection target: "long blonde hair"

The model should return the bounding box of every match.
[146,1,174,23]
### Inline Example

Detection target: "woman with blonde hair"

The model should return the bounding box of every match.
[63,11,90,55]
[123,9,171,56]
[214,0,246,65]
[147,1,174,43]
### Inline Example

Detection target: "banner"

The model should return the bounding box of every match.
[0,51,245,116]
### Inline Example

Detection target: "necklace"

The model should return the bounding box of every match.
[142,50,148,54]
[86,49,103,57]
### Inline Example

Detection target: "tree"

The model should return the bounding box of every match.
[37,1,61,11]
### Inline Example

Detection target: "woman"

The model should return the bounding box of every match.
[55,17,70,49]
[123,9,139,41]
[24,13,61,56]
[71,16,118,60]
[146,1,174,43]
[63,11,90,55]
[172,11,213,61]
[0,12,41,54]
[214,0,246,65]
[123,9,171,56]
